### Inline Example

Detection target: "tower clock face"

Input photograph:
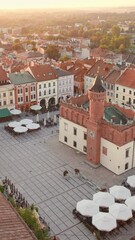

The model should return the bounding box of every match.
[88,130,95,138]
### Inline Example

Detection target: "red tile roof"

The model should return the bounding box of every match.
[0,66,9,82]
[29,64,57,81]
[0,193,37,240]
[116,69,135,88]
[86,60,114,79]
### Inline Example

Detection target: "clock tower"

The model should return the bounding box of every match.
[87,75,106,165]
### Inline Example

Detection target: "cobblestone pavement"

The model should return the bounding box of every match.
[0,112,135,240]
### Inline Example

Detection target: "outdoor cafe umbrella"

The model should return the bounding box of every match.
[125,196,135,211]
[13,126,28,133]
[30,105,42,111]
[10,109,22,115]
[93,191,115,207]
[109,203,132,221]
[92,212,117,232]
[109,185,131,200]
[76,199,99,217]
[20,119,33,125]
[8,121,22,128]
[127,175,135,188]
[27,123,40,130]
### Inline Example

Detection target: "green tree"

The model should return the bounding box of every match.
[111,25,120,37]
[46,44,60,60]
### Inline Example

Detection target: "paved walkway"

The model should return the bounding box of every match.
[0,112,135,240]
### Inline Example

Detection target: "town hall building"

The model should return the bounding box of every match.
[59,75,135,175]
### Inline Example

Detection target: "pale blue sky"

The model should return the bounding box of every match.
[0,0,135,9]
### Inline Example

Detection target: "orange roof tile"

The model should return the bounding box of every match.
[116,69,135,88]
[29,64,57,81]
[0,193,37,240]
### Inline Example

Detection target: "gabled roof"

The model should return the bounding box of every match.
[9,72,36,85]
[116,69,135,88]
[104,69,121,84]
[29,64,57,81]
[90,75,106,92]
[86,60,113,79]
[0,193,37,240]
[53,67,72,77]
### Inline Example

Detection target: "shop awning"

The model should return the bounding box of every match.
[0,108,12,119]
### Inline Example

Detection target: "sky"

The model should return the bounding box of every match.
[0,0,135,9]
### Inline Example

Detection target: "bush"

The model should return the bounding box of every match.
[0,185,4,193]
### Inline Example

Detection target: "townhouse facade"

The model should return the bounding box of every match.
[0,66,15,109]
[9,72,37,111]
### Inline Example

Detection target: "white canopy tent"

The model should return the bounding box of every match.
[20,119,33,125]
[125,196,135,211]
[76,199,99,217]
[13,126,28,133]
[30,105,42,111]
[109,185,131,200]
[127,175,135,188]
[10,109,21,115]
[93,191,115,207]
[109,203,132,221]
[8,121,22,128]
[92,212,117,232]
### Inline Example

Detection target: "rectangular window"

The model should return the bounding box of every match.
[83,146,87,152]
[3,93,6,97]
[53,82,55,86]
[125,162,129,170]
[3,101,6,105]
[44,90,46,95]
[111,85,113,90]
[0,102,1,106]
[84,133,87,140]
[26,96,28,102]
[10,100,13,104]
[116,86,119,90]
[129,90,132,94]
[44,84,46,88]
[73,141,77,148]
[39,91,41,97]
[48,83,51,87]
[10,92,13,96]
[116,94,118,98]
[73,127,77,135]
[25,88,28,92]
[123,96,125,100]
[64,136,67,142]
[64,123,68,131]
[53,89,55,94]
[49,89,51,94]
[39,84,41,89]
[102,146,107,156]
[133,99,135,104]
[123,89,125,92]
[18,89,22,94]
[125,149,129,158]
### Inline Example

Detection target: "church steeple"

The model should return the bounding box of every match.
[90,75,106,93]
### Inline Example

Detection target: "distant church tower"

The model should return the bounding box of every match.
[87,75,106,165]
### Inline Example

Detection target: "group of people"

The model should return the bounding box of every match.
[63,168,81,180]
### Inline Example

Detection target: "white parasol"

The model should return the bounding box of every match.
[14,126,28,133]
[93,191,115,207]
[27,123,40,130]
[30,105,42,111]
[109,185,131,200]
[20,119,33,125]
[109,203,132,221]
[76,199,99,217]
[127,175,135,188]
[92,212,117,232]
[8,121,22,128]
[125,196,135,211]
[36,114,39,123]
[10,109,21,115]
